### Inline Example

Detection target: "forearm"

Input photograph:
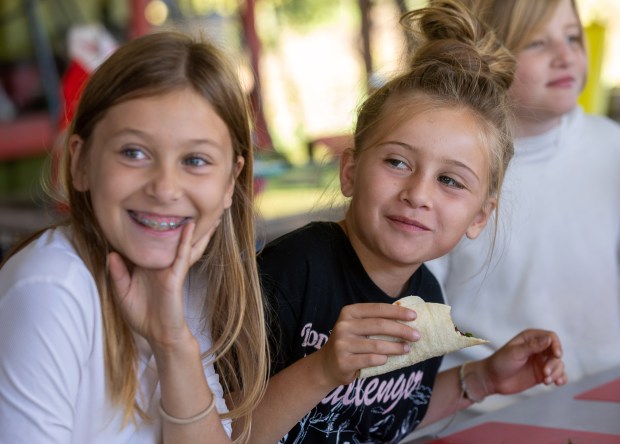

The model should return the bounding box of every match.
[418,361,490,428]
[248,351,336,444]
[155,335,230,444]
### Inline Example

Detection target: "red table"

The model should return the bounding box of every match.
[404,365,620,443]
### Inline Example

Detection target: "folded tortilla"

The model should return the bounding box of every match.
[358,295,487,378]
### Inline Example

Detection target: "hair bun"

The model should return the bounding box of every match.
[401,0,515,91]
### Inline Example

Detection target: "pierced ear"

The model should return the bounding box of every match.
[339,148,357,198]
[224,155,245,209]
[69,135,89,191]
[465,197,497,240]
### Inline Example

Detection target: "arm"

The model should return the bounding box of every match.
[109,221,230,443]
[419,328,567,428]
[152,335,229,443]
[0,278,91,444]
[247,302,420,444]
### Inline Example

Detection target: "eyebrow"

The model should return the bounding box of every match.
[110,127,224,148]
[378,140,482,183]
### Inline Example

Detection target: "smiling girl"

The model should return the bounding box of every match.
[0,32,268,443]
[428,0,620,411]
[253,1,567,443]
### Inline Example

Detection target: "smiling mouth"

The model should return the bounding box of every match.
[548,77,574,87]
[388,215,431,231]
[128,211,191,232]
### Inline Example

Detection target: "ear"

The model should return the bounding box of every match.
[339,148,357,198]
[223,155,245,209]
[465,197,496,240]
[69,135,89,191]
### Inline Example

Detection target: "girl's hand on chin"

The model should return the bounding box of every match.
[107,220,217,350]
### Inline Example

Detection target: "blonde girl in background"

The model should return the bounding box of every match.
[428,0,620,412]
[0,31,268,443]
[254,2,567,443]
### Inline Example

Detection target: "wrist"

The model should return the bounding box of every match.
[151,330,201,364]
[460,360,489,403]
[308,349,342,392]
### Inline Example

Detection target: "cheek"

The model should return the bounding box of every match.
[354,173,391,207]
[575,52,588,84]
[194,179,234,216]
[511,69,537,101]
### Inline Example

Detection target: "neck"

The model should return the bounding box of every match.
[338,218,420,298]
[514,115,562,138]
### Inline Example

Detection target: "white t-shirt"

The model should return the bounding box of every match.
[427,107,620,410]
[0,227,231,443]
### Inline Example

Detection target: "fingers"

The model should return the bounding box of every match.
[511,329,563,360]
[334,326,412,356]
[188,218,220,266]
[339,303,420,343]
[174,219,215,274]
[324,303,421,383]
[542,356,567,386]
[329,335,396,377]
[341,302,417,323]
[517,329,567,386]
[107,251,131,299]
[171,222,195,277]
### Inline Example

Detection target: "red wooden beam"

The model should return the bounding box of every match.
[240,0,273,150]
[0,113,55,161]
[130,0,151,39]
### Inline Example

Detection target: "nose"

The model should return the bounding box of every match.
[400,174,433,209]
[145,163,183,202]
[551,39,575,67]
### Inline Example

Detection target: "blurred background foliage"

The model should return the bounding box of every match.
[0,0,619,225]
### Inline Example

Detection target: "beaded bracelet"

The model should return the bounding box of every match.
[159,395,216,425]
[459,361,488,403]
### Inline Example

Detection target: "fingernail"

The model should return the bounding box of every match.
[411,331,420,341]
[403,344,410,353]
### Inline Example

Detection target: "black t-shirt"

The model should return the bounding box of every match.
[258,222,444,444]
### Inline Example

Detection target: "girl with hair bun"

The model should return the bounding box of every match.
[428,0,620,412]
[254,1,566,443]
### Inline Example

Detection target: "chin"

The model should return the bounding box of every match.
[125,252,176,270]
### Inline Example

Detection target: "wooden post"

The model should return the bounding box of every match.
[240,0,273,150]
[359,0,373,91]
[129,0,150,39]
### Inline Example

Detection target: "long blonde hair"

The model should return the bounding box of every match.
[462,0,584,53]
[4,31,268,442]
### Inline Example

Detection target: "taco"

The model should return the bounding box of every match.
[358,295,487,378]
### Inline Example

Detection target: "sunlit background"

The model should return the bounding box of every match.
[0,0,619,251]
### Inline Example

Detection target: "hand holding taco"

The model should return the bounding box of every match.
[359,296,487,378]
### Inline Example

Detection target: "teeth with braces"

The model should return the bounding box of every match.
[140,218,180,230]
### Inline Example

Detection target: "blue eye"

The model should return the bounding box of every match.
[386,158,408,170]
[121,147,146,160]
[525,39,545,50]
[183,156,209,167]
[438,175,464,189]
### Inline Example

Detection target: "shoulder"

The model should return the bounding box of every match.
[570,107,620,143]
[0,228,104,443]
[0,227,99,328]
[260,221,342,252]
[258,222,344,270]
[257,222,348,314]
[1,227,94,289]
